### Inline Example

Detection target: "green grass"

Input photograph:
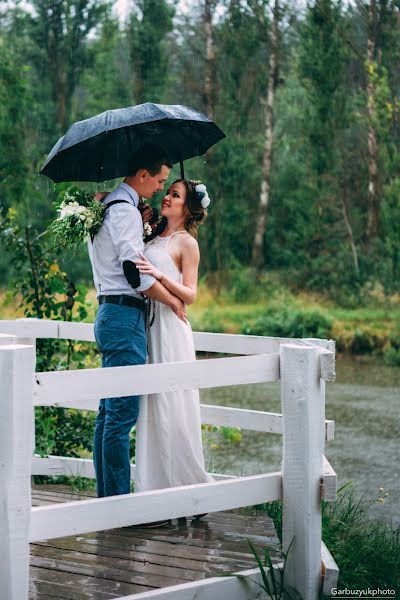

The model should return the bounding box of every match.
[188,273,400,360]
[262,484,400,593]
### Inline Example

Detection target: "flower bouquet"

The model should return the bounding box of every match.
[50,189,105,251]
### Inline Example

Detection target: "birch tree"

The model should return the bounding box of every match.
[251,0,280,269]
[204,0,217,117]
[365,0,379,244]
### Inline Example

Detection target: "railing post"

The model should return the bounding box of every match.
[280,343,325,600]
[0,343,36,600]
[15,337,37,457]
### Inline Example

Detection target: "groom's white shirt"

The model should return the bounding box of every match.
[88,182,156,298]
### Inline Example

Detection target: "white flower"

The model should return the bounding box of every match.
[143,222,152,236]
[60,206,76,218]
[201,195,211,208]
[80,215,86,221]
[195,184,207,194]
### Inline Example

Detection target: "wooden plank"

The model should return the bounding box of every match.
[30,583,113,600]
[58,321,95,342]
[34,537,255,574]
[319,349,336,382]
[90,530,264,562]
[280,343,324,600]
[1,318,336,357]
[0,332,17,345]
[0,344,35,600]
[201,405,335,440]
[30,565,149,598]
[0,318,59,339]
[31,456,233,483]
[34,354,280,407]
[193,331,335,355]
[119,566,273,600]
[30,473,282,542]
[30,554,189,588]
[322,456,337,502]
[321,541,339,594]
[325,420,335,442]
[31,544,202,583]
[32,456,97,478]
[30,402,333,439]
[201,404,282,433]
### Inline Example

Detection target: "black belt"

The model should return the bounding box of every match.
[98,294,146,311]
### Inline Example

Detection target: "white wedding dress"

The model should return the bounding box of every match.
[135,232,213,492]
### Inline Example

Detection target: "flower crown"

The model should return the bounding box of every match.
[194,183,211,208]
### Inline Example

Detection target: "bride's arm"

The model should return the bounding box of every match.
[136,237,199,305]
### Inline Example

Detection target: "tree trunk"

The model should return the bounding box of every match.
[55,74,68,132]
[251,0,279,269]
[204,0,216,118]
[366,0,380,244]
[341,193,359,277]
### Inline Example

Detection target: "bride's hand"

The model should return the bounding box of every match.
[136,256,163,281]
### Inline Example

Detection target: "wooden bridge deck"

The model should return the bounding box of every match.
[30,484,280,599]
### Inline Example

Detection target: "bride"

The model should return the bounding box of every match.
[134,179,213,495]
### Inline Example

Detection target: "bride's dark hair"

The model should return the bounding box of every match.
[144,178,208,242]
[176,179,207,239]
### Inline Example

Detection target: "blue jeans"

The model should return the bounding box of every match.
[93,302,147,497]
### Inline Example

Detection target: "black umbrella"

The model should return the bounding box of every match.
[40,103,226,183]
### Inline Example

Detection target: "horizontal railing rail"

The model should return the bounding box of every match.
[0,317,335,356]
[30,472,282,542]
[34,353,280,404]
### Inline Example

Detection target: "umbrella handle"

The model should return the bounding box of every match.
[180,161,185,179]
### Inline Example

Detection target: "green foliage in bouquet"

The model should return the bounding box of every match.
[50,188,105,251]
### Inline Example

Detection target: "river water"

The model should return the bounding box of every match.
[200,356,400,525]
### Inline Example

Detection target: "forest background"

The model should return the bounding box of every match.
[0,0,400,362]
[1,3,399,587]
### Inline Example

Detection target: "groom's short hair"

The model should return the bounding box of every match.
[129,144,173,176]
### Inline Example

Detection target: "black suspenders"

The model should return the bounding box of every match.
[91,199,141,289]
[90,199,130,243]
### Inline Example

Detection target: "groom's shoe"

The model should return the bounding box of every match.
[140,519,170,528]
[192,513,208,520]
[122,519,170,530]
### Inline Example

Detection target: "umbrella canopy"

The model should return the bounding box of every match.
[40,103,226,183]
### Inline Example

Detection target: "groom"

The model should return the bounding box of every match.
[89,144,185,498]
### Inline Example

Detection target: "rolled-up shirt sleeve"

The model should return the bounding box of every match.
[109,203,156,292]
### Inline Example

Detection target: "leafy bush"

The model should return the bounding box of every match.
[242,307,333,340]
[383,329,400,366]
[0,204,98,459]
[349,328,383,355]
[190,308,226,333]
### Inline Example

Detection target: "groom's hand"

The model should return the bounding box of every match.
[139,203,153,224]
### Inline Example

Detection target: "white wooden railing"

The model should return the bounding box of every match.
[0,318,339,600]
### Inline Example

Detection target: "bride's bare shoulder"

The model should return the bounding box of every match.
[180,233,199,252]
